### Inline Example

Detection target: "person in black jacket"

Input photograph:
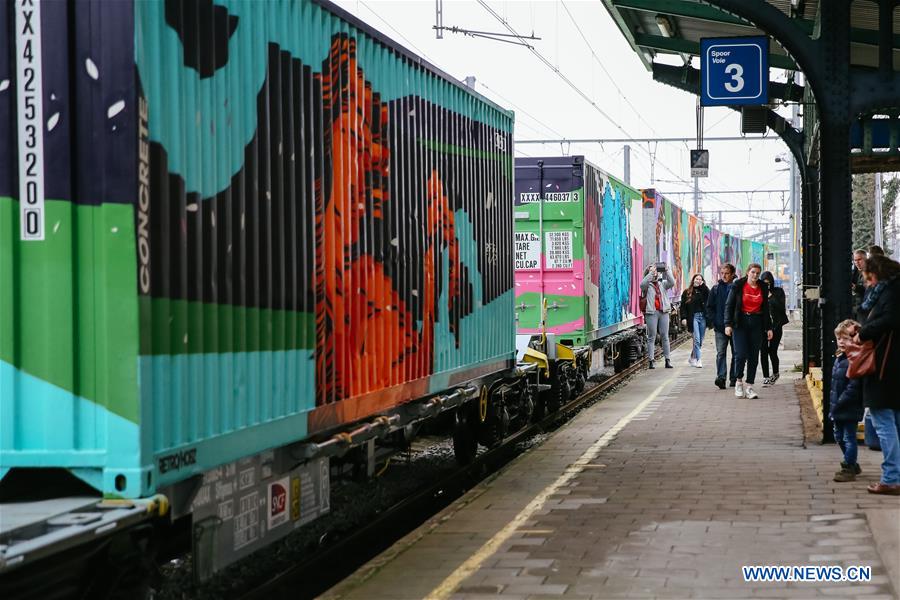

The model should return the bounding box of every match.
[855,255,900,495]
[830,319,864,482]
[724,263,773,400]
[706,263,737,389]
[680,273,710,368]
[759,271,789,386]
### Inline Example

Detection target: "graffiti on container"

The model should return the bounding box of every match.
[598,178,634,329]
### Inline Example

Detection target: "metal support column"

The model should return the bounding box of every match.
[816,0,853,443]
[693,177,699,215]
[789,105,800,312]
[623,144,631,185]
[801,167,820,376]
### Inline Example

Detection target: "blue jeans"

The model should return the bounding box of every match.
[714,330,736,382]
[833,420,859,467]
[733,315,763,385]
[692,313,706,361]
[869,408,900,484]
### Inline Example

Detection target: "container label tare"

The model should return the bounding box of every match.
[514,231,540,270]
[545,231,573,270]
[15,0,45,241]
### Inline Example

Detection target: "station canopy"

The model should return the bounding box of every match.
[601,1,900,73]
[602,0,900,172]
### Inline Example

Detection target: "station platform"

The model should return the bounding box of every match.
[323,325,900,600]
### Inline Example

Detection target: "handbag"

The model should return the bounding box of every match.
[846,331,893,379]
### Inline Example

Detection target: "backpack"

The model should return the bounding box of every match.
[639,282,661,313]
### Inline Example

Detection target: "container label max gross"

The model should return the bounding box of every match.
[514,232,541,270]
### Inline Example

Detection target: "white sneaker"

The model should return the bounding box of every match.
[735,382,745,398]
[688,357,697,367]
[695,359,703,368]
[745,386,759,399]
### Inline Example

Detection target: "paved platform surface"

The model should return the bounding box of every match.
[324,327,900,600]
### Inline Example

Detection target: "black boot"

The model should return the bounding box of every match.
[648,360,655,369]
[664,359,673,369]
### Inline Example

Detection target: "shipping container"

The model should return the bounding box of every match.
[513,167,779,366]
[1,0,515,499]
[514,156,644,360]
[642,189,774,292]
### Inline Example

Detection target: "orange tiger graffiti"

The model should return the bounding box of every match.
[315,35,461,408]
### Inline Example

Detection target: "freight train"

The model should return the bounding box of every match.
[512,156,774,409]
[0,0,774,595]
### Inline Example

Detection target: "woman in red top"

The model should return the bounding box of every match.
[723,264,773,399]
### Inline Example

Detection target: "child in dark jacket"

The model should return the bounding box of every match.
[831,319,864,482]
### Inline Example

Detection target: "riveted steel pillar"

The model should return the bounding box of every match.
[801,165,819,376]
[816,0,853,444]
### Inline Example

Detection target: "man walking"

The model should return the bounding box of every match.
[707,263,737,389]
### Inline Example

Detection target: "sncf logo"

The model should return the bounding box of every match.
[267,478,290,529]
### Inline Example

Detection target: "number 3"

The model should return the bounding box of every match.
[724,63,744,92]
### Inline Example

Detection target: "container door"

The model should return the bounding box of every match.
[513,159,585,346]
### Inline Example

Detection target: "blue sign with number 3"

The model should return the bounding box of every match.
[700,36,769,107]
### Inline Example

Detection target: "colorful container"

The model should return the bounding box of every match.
[514,156,644,353]
[642,189,776,290]
[513,170,779,359]
[1,0,515,498]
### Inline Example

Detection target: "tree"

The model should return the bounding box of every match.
[851,173,875,252]
[851,173,897,256]
[883,177,898,256]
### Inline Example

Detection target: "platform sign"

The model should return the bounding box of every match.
[700,36,769,107]
[690,149,709,177]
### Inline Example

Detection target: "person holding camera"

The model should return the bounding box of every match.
[641,263,676,369]
[724,263,774,399]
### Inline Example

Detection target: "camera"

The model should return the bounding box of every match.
[655,262,667,272]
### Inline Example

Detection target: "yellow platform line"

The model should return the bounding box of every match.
[426,372,679,600]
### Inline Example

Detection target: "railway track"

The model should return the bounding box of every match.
[239,335,688,600]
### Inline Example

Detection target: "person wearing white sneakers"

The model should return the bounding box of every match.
[759,271,789,386]
[723,264,773,399]
[680,273,710,368]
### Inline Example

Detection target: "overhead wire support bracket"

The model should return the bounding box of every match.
[432,25,541,48]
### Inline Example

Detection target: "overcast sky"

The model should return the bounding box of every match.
[333,0,800,239]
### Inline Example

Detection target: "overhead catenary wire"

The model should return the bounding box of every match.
[559,0,658,137]
[359,0,565,143]
[474,0,706,197]
[363,0,781,235]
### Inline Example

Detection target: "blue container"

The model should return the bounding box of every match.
[1,0,515,498]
